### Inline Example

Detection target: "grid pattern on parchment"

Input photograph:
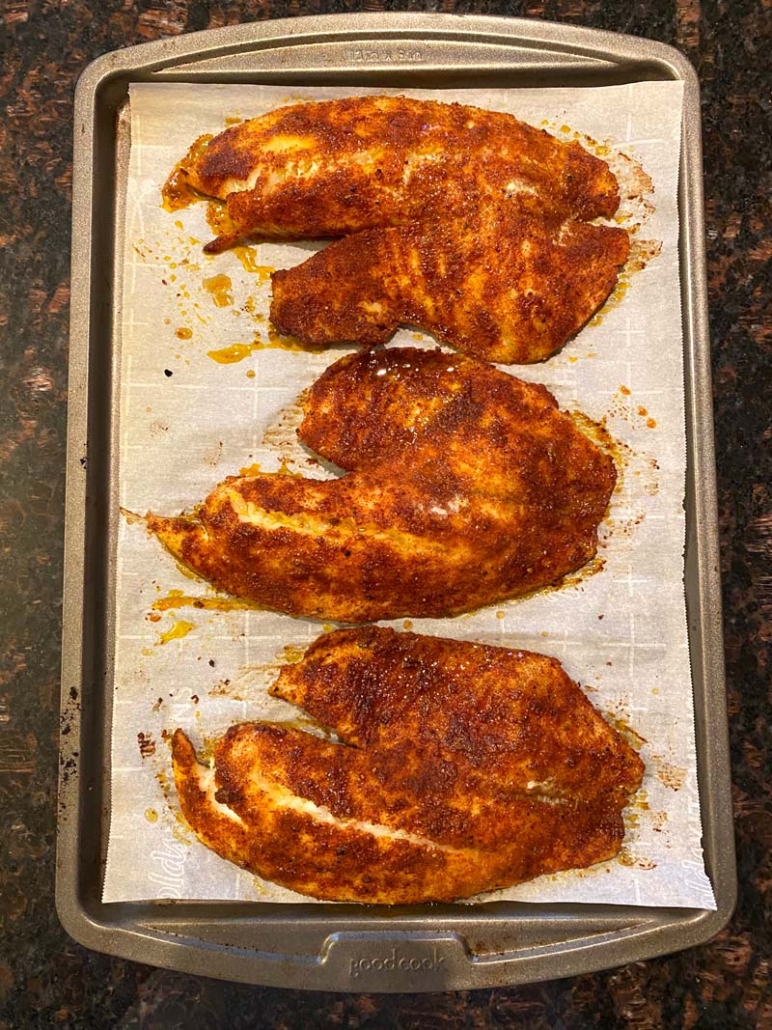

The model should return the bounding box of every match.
[104,81,714,909]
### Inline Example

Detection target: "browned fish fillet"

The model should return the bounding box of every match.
[145,348,616,622]
[172,626,645,903]
[270,203,630,363]
[164,96,621,250]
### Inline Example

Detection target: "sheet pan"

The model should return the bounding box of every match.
[58,13,736,991]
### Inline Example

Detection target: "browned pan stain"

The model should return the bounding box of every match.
[655,759,688,791]
[138,731,156,759]
[618,849,657,871]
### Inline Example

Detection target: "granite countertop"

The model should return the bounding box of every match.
[1,1,770,1026]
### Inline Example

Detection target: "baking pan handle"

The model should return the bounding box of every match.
[320,931,471,991]
[72,14,675,85]
[154,35,615,79]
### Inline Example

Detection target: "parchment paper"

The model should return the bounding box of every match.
[103,81,716,909]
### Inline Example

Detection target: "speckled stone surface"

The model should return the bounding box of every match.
[1,1,770,1026]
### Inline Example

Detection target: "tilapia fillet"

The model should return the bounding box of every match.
[271,204,630,364]
[164,95,621,249]
[172,626,645,904]
[145,348,616,622]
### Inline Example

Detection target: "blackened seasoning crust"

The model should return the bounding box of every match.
[167,96,621,247]
[172,627,644,904]
[146,347,616,621]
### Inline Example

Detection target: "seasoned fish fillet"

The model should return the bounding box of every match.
[172,626,645,903]
[145,348,616,621]
[165,96,621,250]
[270,203,630,363]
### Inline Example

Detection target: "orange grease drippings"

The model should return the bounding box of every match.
[161,135,213,211]
[232,246,262,274]
[202,274,233,308]
[158,618,194,644]
[153,589,257,613]
[207,343,256,364]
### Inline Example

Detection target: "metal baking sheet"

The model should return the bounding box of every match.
[58,13,736,991]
